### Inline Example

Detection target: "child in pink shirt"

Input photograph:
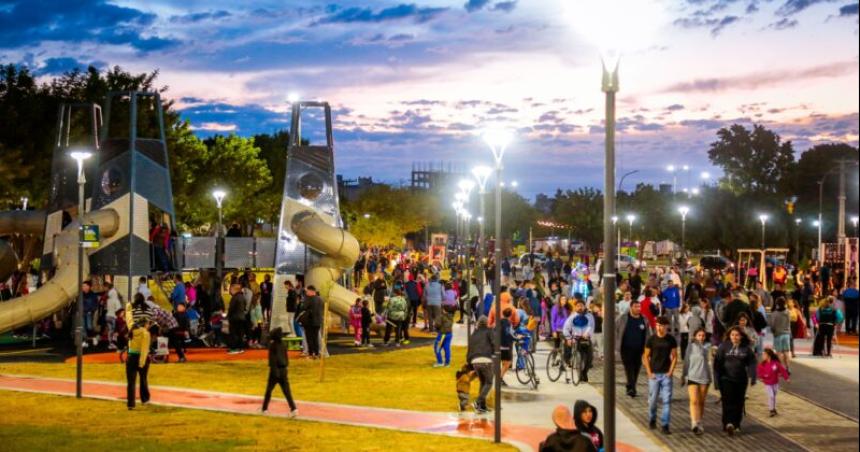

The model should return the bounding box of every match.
[757,348,790,416]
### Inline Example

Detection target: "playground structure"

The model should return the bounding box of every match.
[819,238,859,290]
[0,96,359,335]
[737,248,790,289]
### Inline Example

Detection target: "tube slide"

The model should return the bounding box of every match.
[0,209,119,334]
[289,209,365,323]
[0,210,46,282]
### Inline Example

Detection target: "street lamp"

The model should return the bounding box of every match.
[667,165,677,195]
[852,216,859,238]
[700,171,711,184]
[212,189,226,309]
[625,214,636,243]
[759,214,769,250]
[472,166,492,335]
[482,127,513,444]
[69,149,92,399]
[565,3,665,449]
[20,196,28,210]
[678,206,690,266]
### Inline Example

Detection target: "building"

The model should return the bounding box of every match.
[336,175,384,203]
[410,161,465,192]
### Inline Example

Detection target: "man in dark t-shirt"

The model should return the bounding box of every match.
[617,300,650,397]
[643,316,678,434]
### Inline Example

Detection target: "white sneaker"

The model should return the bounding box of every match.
[81,342,89,349]
[288,409,298,419]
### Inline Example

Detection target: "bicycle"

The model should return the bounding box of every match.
[514,336,539,390]
[546,344,565,382]
[565,337,590,386]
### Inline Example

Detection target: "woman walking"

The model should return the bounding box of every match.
[681,328,711,435]
[787,298,806,358]
[433,304,455,367]
[714,326,757,436]
[261,327,298,417]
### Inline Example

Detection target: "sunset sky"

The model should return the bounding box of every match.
[2,0,858,197]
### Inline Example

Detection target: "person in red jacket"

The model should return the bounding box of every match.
[640,287,661,329]
[757,348,790,417]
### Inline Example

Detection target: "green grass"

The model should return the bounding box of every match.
[0,345,485,412]
[0,390,514,452]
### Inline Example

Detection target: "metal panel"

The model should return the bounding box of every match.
[225,237,255,268]
[181,237,216,269]
[255,238,276,268]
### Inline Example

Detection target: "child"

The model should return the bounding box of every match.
[757,348,790,417]
[360,299,374,348]
[455,363,477,412]
[261,327,298,418]
[349,298,363,346]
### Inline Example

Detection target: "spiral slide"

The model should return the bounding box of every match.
[288,208,361,321]
[0,209,119,334]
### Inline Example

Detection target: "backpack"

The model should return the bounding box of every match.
[818,307,836,324]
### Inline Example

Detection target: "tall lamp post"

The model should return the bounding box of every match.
[472,166,492,333]
[759,214,769,250]
[795,218,802,263]
[625,214,636,244]
[482,128,513,444]
[852,216,859,239]
[667,165,677,196]
[70,149,93,399]
[678,206,690,266]
[212,189,226,309]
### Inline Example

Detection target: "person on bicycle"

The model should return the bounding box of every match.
[562,298,595,382]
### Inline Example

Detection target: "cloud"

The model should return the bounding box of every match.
[314,4,448,25]
[493,1,518,12]
[464,0,491,12]
[401,99,445,106]
[674,15,741,36]
[767,18,799,29]
[777,0,839,16]
[666,104,686,111]
[35,57,106,75]
[0,0,178,53]
[189,122,238,132]
[169,10,231,24]
[662,60,857,93]
[839,3,859,15]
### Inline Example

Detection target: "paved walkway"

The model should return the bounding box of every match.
[0,373,569,452]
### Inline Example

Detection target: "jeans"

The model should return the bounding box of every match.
[105,316,116,343]
[83,310,95,335]
[434,332,452,364]
[262,368,297,411]
[126,353,150,408]
[384,319,407,343]
[845,301,858,333]
[621,348,643,393]
[285,312,295,335]
[472,362,494,409]
[648,373,673,427]
[665,308,680,335]
[765,383,779,411]
[305,325,321,356]
[426,305,441,331]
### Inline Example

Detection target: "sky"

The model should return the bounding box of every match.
[1,0,858,199]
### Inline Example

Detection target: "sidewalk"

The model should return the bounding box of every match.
[450,323,661,451]
[0,373,634,452]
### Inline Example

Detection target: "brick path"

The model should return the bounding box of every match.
[587,359,858,452]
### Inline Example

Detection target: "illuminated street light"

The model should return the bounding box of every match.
[759,214,769,250]
[68,148,93,399]
[481,126,514,443]
[564,2,667,446]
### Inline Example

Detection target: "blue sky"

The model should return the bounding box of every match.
[1,0,858,198]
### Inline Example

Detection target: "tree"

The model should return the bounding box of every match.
[708,124,795,194]
[342,186,443,247]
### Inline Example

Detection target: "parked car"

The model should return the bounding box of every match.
[700,255,734,271]
[595,255,646,273]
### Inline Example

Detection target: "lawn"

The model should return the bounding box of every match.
[0,390,514,452]
[0,345,486,413]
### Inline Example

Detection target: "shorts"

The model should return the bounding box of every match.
[500,348,513,361]
[773,333,791,353]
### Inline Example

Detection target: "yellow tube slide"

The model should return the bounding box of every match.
[289,209,363,322]
[0,209,119,334]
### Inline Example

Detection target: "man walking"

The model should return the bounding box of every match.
[616,300,650,397]
[661,280,682,336]
[467,316,495,413]
[227,284,247,355]
[643,316,678,435]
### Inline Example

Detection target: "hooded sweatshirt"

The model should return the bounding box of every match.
[573,400,604,452]
[488,292,520,328]
[539,429,597,452]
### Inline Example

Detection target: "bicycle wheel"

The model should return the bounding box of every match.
[526,353,539,390]
[546,349,563,382]
[516,351,532,386]
[569,350,581,386]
